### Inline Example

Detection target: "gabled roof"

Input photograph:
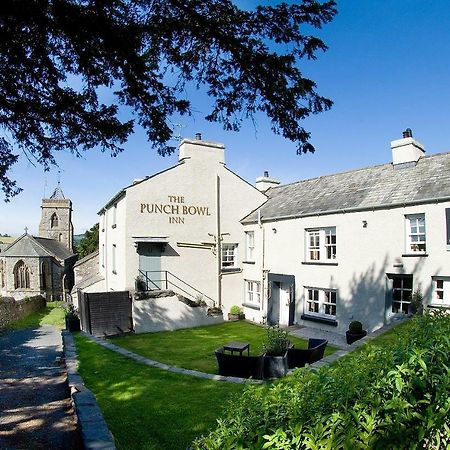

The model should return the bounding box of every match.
[1,234,75,260]
[242,152,450,223]
[74,250,99,268]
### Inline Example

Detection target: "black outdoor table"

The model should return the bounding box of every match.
[223,341,250,356]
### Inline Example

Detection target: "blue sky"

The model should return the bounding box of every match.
[1,0,449,235]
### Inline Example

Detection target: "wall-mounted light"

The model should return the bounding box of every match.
[272,228,277,234]
[362,220,368,228]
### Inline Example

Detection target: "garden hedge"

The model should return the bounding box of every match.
[193,312,450,449]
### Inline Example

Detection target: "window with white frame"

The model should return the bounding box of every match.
[305,287,337,318]
[391,275,413,314]
[405,214,426,253]
[245,280,261,304]
[245,231,255,261]
[102,244,105,267]
[222,243,238,269]
[433,277,450,305]
[306,227,337,262]
[112,204,117,228]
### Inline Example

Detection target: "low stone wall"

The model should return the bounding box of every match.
[133,295,223,333]
[0,295,46,329]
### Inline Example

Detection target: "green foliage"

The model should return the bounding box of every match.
[1,0,337,200]
[193,313,450,449]
[64,303,78,318]
[411,289,424,315]
[263,325,290,356]
[5,301,66,330]
[229,305,243,315]
[349,320,363,333]
[75,223,99,258]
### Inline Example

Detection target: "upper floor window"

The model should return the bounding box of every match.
[14,260,30,289]
[406,214,426,253]
[305,287,337,318]
[245,280,261,304]
[222,243,238,269]
[306,227,336,262]
[112,204,117,228]
[50,213,58,228]
[245,231,255,261]
[112,244,117,273]
[0,260,4,287]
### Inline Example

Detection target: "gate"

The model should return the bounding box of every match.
[79,290,133,337]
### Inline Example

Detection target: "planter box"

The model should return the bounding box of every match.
[264,353,288,379]
[228,313,245,321]
[346,330,367,345]
[65,316,81,332]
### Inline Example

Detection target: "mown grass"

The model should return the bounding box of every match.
[75,334,248,450]
[110,321,337,373]
[4,301,66,330]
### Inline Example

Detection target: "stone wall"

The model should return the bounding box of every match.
[0,295,46,329]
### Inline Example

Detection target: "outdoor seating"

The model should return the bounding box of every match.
[287,338,328,369]
[215,347,265,379]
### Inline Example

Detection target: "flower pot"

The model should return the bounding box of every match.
[346,329,367,345]
[263,353,288,379]
[228,313,244,321]
[65,316,81,332]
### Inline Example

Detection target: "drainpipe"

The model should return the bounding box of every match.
[258,210,267,324]
[216,175,222,309]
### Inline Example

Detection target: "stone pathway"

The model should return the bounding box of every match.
[0,325,81,450]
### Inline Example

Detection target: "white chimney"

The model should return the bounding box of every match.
[391,129,425,167]
[255,171,280,192]
[178,135,225,165]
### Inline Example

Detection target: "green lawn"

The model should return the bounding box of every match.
[3,301,66,330]
[110,321,337,373]
[75,334,249,450]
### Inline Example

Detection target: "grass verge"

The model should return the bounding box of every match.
[110,321,337,373]
[4,301,66,330]
[75,334,249,450]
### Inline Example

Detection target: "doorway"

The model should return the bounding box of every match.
[267,274,295,326]
[138,244,162,289]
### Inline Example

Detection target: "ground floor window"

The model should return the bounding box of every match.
[304,287,337,318]
[390,275,413,314]
[433,277,450,305]
[245,280,261,305]
[14,260,30,289]
[222,244,238,269]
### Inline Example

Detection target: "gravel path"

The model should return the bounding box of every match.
[0,325,81,450]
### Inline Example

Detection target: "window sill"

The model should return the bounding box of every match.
[401,253,428,257]
[242,303,260,310]
[302,261,338,266]
[242,261,255,265]
[112,224,117,229]
[301,314,338,327]
[221,268,241,274]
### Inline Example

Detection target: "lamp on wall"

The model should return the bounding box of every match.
[272,228,277,234]
[362,220,368,228]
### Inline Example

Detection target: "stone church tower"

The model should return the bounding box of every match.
[38,183,74,252]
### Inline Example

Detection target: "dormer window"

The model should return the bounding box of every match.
[51,213,59,228]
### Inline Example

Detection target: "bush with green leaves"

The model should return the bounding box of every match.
[263,326,290,356]
[193,312,450,449]
[229,305,243,315]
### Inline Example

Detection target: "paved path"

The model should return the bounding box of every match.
[0,325,81,450]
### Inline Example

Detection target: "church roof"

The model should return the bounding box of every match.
[1,234,75,260]
[242,152,450,223]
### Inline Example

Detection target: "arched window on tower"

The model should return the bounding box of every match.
[14,260,30,289]
[51,213,59,228]
[0,260,5,288]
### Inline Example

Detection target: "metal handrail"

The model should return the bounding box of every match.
[138,270,216,307]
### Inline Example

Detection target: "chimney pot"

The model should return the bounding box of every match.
[402,128,413,139]
[195,133,202,140]
[264,171,269,177]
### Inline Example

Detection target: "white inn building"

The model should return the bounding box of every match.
[77,130,450,335]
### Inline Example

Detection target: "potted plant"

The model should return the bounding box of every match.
[228,305,244,321]
[135,275,146,292]
[65,304,81,332]
[263,326,290,378]
[346,320,367,345]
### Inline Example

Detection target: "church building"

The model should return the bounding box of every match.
[0,185,77,301]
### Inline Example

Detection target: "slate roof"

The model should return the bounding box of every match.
[74,250,99,268]
[242,152,450,224]
[1,234,75,260]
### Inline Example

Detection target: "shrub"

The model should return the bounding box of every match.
[229,305,242,315]
[348,320,363,333]
[263,326,290,356]
[193,312,450,449]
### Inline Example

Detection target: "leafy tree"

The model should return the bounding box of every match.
[1,0,337,200]
[75,223,99,258]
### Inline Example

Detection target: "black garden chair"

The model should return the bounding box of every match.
[215,347,265,379]
[287,338,328,369]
